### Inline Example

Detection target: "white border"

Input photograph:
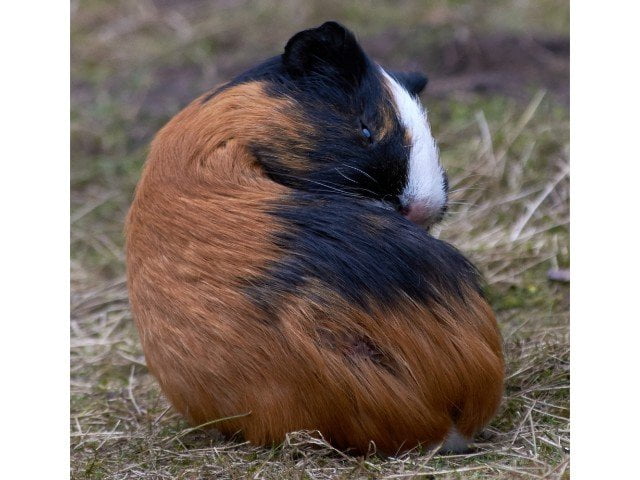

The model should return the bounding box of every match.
[1,2,69,477]
[572,0,640,477]
[2,1,640,478]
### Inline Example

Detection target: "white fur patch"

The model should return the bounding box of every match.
[440,426,471,453]
[382,69,446,214]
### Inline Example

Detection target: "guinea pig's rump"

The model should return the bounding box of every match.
[127,174,503,453]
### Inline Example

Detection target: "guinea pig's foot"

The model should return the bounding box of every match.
[439,427,473,454]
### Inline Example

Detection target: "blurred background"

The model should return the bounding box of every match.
[71,1,569,477]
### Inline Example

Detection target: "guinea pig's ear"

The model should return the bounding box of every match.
[283,21,367,87]
[389,71,429,96]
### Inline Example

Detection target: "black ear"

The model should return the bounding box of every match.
[389,71,429,96]
[283,21,367,87]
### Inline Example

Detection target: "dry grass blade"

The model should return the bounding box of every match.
[165,413,253,445]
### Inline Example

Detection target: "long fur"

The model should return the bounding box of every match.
[126,22,504,455]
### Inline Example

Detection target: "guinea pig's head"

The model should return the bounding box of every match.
[217,21,447,227]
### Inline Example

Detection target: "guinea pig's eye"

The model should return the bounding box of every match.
[360,122,373,143]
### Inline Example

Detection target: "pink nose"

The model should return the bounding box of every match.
[402,202,440,226]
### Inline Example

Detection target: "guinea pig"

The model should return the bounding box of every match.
[125,21,504,455]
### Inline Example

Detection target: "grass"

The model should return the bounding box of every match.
[71,1,569,478]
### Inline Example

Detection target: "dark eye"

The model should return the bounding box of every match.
[360,122,373,143]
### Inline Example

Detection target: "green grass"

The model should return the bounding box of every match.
[71,1,569,478]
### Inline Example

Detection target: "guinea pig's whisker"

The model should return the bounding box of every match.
[349,187,380,197]
[285,172,377,199]
[331,169,381,197]
[338,164,379,184]
[276,173,365,199]
[447,201,476,207]
[334,168,358,184]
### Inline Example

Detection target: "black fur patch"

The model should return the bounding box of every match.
[245,194,482,317]
[282,21,367,88]
[388,70,429,96]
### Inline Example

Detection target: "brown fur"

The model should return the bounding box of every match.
[126,81,504,454]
